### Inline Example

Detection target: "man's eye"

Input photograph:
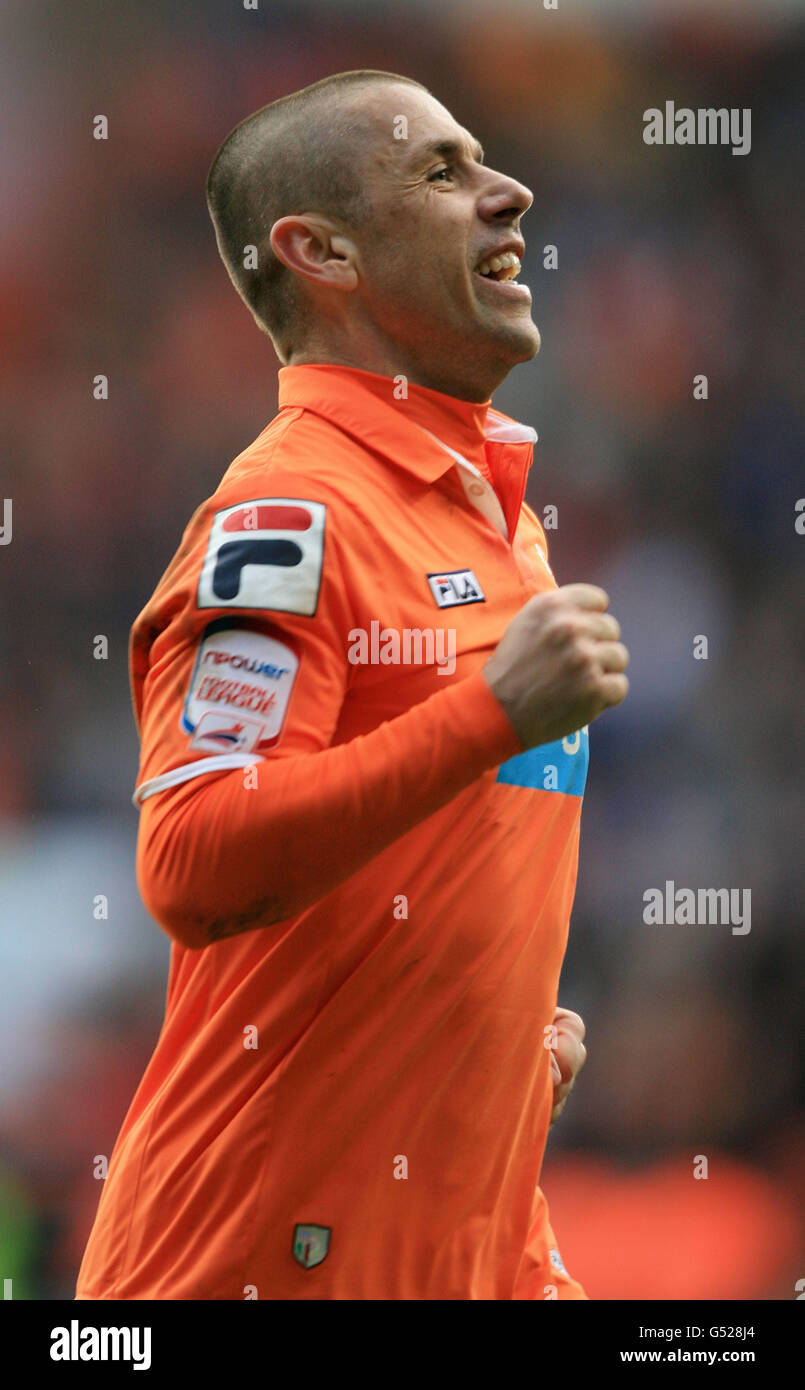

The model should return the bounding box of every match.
[428,165,454,182]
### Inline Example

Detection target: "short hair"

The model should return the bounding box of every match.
[206,70,427,357]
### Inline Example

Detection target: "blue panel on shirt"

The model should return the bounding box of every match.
[495,727,589,796]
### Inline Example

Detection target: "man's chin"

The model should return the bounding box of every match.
[519,324,541,359]
[481,317,541,364]
[469,282,540,355]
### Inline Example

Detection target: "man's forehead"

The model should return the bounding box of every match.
[356,83,483,165]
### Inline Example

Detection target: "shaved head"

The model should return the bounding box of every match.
[208,72,537,399]
[206,70,427,355]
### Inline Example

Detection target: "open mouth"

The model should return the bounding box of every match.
[475,251,522,282]
[472,250,531,299]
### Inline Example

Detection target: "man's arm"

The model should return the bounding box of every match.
[137,667,523,949]
[132,468,533,949]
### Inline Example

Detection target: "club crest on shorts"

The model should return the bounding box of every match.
[292,1223,331,1269]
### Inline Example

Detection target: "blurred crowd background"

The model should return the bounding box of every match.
[1,0,803,1299]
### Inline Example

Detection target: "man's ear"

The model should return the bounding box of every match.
[269,216,359,291]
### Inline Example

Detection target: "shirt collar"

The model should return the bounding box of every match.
[276,363,537,485]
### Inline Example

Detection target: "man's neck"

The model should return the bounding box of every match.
[284,344,504,405]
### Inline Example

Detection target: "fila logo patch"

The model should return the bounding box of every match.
[427,569,485,608]
[198,498,326,615]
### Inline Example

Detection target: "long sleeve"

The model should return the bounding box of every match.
[129,462,524,949]
[137,667,523,949]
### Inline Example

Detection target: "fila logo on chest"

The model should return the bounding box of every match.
[427,569,486,609]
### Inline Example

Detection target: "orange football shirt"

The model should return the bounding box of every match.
[75,364,590,1300]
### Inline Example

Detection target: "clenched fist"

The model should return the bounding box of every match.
[482,584,629,749]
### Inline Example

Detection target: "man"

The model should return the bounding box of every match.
[76,69,628,1301]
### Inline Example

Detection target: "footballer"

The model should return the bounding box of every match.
[76,70,628,1300]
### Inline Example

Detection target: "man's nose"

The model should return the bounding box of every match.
[478,171,533,221]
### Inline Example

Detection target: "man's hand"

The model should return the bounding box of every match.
[548,1007,587,1125]
[482,584,629,750]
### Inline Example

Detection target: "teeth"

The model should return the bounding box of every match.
[476,251,521,281]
